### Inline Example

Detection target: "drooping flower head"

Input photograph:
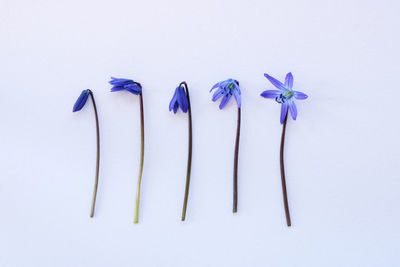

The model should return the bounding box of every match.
[210,79,241,109]
[169,84,188,113]
[261,72,308,124]
[73,89,90,112]
[109,77,142,95]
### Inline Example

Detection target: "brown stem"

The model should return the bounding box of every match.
[88,90,100,218]
[233,107,241,213]
[280,113,291,226]
[181,82,192,221]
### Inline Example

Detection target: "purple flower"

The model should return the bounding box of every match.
[210,79,241,109]
[73,89,90,112]
[169,84,188,113]
[261,72,308,124]
[109,77,142,95]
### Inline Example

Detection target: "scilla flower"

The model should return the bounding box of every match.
[109,77,145,224]
[72,89,101,218]
[210,79,242,213]
[261,73,308,124]
[169,82,192,221]
[110,77,142,95]
[210,78,241,109]
[260,72,308,227]
[169,84,189,113]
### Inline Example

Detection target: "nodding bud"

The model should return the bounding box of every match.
[73,89,90,112]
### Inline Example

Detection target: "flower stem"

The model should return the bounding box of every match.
[280,113,291,226]
[134,91,145,224]
[233,107,241,213]
[88,90,100,218]
[181,82,192,221]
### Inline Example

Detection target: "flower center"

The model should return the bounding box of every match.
[275,90,294,103]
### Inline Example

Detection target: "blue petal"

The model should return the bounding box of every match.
[294,91,308,100]
[285,73,294,89]
[177,86,188,113]
[219,93,232,109]
[124,83,141,95]
[233,89,241,108]
[109,77,134,86]
[289,101,297,120]
[210,82,221,92]
[173,102,179,113]
[110,86,124,92]
[280,102,289,124]
[260,90,280,98]
[73,90,90,112]
[264,73,286,91]
[212,88,224,101]
[169,90,179,112]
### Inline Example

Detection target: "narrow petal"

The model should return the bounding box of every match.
[280,102,289,124]
[294,91,308,100]
[264,73,286,91]
[289,101,297,120]
[233,89,241,108]
[173,102,179,113]
[285,73,294,89]
[260,90,280,98]
[169,91,178,112]
[124,83,141,95]
[219,93,232,109]
[212,88,224,101]
[110,86,125,92]
[177,86,188,113]
[210,82,221,92]
[73,90,90,112]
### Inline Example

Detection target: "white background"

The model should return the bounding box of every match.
[1,0,399,266]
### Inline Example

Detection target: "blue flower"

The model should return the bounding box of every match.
[73,89,90,112]
[261,73,308,124]
[169,84,188,113]
[109,77,142,95]
[210,79,241,109]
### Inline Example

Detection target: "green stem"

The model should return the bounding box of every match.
[280,113,291,227]
[181,82,192,221]
[134,91,145,224]
[88,90,100,218]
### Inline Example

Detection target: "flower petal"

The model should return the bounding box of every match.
[289,101,297,120]
[285,72,294,89]
[233,89,241,108]
[219,93,232,109]
[264,73,286,91]
[260,90,280,98]
[294,91,308,100]
[124,83,141,95]
[280,102,289,124]
[169,90,178,112]
[110,86,124,92]
[73,90,90,112]
[210,82,221,92]
[212,88,224,101]
[177,86,188,113]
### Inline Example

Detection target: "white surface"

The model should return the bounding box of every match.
[1,0,399,266]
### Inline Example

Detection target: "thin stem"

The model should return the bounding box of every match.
[181,82,192,221]
[88,90,100,218]
[233,107,241,213]
[134,91,145,224]
[280,113,291,227]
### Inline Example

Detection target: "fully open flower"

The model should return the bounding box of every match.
[261,72,308,124]
[109,77,142,95]
[169,84,188,113]
[210,79,241,109]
